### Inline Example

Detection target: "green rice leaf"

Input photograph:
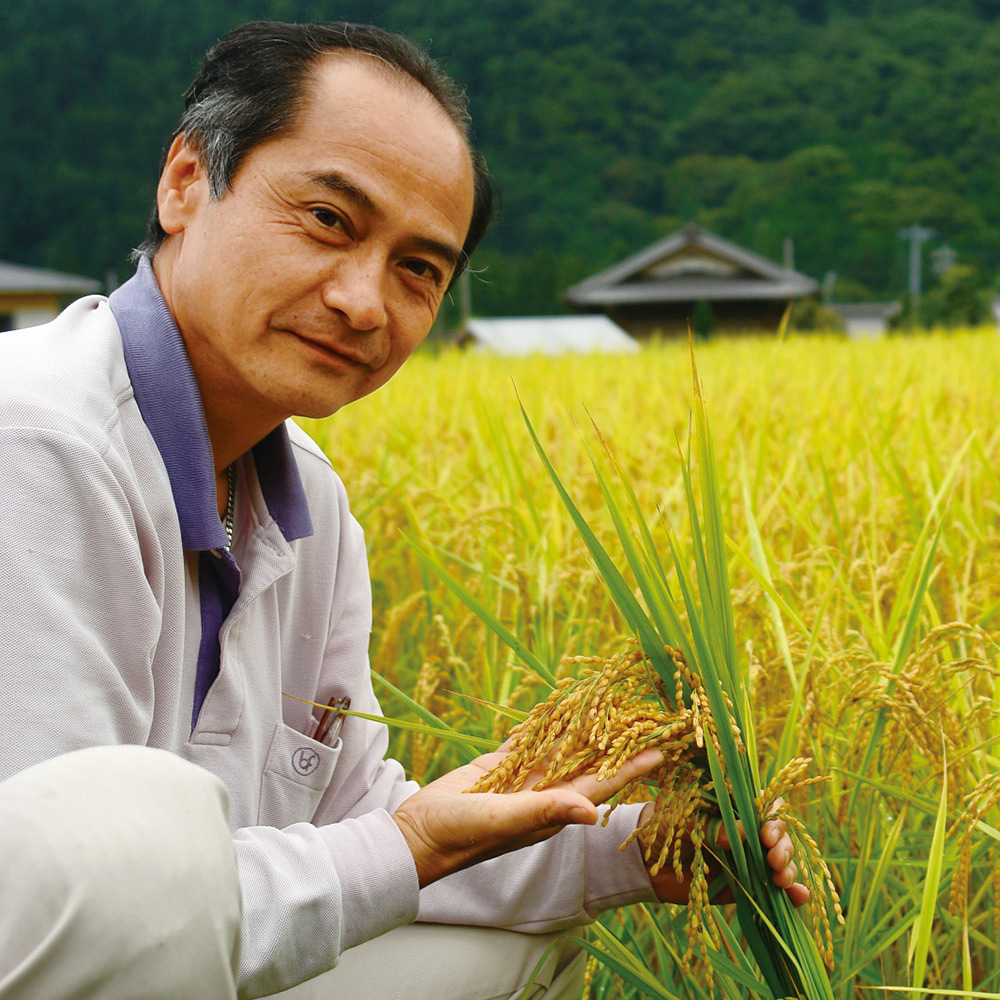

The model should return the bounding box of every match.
[909,748,949,992]
[283,690,497,753]
[567,930,685,999]
[517,402,677,682]
[409,541,558,687]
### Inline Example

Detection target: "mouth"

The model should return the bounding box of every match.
[289,331,373,370]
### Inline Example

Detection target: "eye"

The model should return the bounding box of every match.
[402,259,444,285]
[311,207,347,231]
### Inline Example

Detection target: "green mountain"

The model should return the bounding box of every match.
[3,0,999,316]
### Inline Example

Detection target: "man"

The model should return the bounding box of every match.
[0,21,802,1000]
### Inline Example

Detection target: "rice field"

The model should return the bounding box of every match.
[298,328,1000,999]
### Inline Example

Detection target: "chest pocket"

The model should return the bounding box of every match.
[258,722,341,826]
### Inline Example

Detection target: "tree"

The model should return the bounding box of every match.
[917,265,992,328]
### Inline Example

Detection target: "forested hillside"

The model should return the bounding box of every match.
[3,0,1000,318]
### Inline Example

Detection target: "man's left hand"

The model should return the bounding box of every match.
[640,799,811,907]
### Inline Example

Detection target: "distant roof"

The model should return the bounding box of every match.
[0,260,101,295]
[462,315,639,356]
[565,223,818,308]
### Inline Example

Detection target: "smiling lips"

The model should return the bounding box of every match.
[290,329,379,370]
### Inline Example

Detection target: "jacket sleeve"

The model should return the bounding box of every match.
[415,801,659,932]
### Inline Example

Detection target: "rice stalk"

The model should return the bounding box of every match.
[469,347,840,998]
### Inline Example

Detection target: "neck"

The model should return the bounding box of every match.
[215,465,231,521]
[201,390,281,475]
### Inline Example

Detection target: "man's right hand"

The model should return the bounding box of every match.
[391,746,663,886]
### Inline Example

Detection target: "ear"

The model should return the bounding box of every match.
[157,134,209,236]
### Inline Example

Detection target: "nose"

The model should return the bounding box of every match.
[320,255,388,332]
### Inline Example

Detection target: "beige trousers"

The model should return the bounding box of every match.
[275,925,585,1000]
[0,746,585,1000]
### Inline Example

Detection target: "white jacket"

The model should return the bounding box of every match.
[0,296,655,997]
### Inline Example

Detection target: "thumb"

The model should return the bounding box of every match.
[496,788,598,837]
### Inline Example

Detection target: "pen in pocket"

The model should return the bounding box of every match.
[315,696,351,746]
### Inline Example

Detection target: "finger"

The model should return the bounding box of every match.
[767,835,794,873]
[504,787,599,829]
[785,882,811,908]
[562,748,664,805]
[606,747,664,786]
[771,860,798,889]
[760,817,786,850]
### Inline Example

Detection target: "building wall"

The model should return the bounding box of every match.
[605,300,790,338]
[0,293,65,330]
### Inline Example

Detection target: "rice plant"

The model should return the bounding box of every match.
[299,327,1000,998]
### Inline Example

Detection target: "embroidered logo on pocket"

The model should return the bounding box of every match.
[291,747,321,776]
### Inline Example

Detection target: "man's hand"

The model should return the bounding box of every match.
[392,746,664,887]
[641,799,811,907]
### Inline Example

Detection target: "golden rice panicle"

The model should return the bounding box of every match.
[372,590,427,675]
[769,804,843,970]
[947,772,1000,921]
[499,663,562,740]
[666,643,689,712]
[472,674,582,793]
[681,811,715,981]
[756,758,824,816]
[471,644,689,795]
[411,614,462,782]
[581,953,600,999]
[759,763,842,970]
[841,623,1000,812]
[622,764,709,877]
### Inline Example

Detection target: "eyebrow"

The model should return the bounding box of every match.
[411,236,464,274]
[307,170,465,274]
[309,171,380,217]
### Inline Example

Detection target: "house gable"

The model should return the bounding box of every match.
[565,223,819,337]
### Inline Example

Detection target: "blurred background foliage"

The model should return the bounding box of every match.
[4,0,1000,317]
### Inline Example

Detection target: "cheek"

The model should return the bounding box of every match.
[424,288,445,322]
[391,303,437,356]
[399,325,431,364]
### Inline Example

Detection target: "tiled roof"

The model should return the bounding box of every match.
[566,223,818,307]
[0,260,101,295]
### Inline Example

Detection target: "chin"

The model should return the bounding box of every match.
[292,401,346,421]
[291,389,360,420]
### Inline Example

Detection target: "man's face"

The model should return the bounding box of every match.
[155,54,475,430]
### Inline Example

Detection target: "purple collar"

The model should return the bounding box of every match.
[108,258,313,550]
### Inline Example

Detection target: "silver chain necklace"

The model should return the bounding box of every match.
[223,464,236,548]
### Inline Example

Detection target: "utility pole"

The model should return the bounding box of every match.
[782,236,795,272]
[821,270,836,304]
[898,224,934,318]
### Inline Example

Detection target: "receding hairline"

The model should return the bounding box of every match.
[300,48,471,141]
[290,50,476,209]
